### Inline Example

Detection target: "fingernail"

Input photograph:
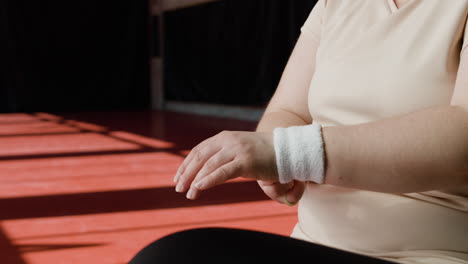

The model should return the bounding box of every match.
[175,183,184,193]
[186,189,195,200]
[173,173,179,183]
[283,195,297,207]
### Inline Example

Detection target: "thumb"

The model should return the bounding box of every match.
[284,181,306,206]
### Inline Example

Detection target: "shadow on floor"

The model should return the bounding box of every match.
[0,181,268,220]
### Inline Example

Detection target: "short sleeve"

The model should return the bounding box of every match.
[300,0,326,42]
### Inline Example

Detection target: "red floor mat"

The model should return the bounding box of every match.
[0,111,298,263]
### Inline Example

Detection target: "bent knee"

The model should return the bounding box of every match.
[130,227,236,263]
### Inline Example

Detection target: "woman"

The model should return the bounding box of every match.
[130,0,468,263]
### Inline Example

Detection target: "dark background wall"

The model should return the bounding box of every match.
[164,0,317,106]
[0,0,150,113]
[0,0,316,113]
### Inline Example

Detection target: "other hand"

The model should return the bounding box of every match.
[257,180,305,206]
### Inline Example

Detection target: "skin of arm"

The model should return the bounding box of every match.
[256,32,319,133]
[255,33,319,204]
[323,49,468,193]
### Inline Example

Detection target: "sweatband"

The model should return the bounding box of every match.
[273,123,325,184]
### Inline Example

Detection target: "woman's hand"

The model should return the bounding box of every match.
[173,131,279,200]
[257,180,305,206]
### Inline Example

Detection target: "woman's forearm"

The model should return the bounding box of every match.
[256,110,309,133]
[323,105,468,193]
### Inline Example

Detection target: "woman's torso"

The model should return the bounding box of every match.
[294,1,468,263]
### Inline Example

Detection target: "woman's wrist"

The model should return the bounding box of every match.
[273,122,325,184]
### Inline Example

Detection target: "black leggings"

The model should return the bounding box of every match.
[129,228,396,263]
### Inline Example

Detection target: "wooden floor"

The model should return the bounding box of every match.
[0,111,298,264]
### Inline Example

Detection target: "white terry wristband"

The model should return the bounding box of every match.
[273,123,325,184]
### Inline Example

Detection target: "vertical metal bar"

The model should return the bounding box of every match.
[150,0,165,109]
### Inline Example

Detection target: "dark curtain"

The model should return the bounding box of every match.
[0,0,150,112]
[164,0,317,106]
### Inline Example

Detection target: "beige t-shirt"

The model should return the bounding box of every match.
[292,1,468,263]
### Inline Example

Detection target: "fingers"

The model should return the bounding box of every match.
[194,151,233,183]
[193,161,241,191]
[284,181,306,206]
[186,161,240,200]
[257,180,305,206]
[174,142,221,193]
[174,134,239,200]
[185,153,235,200]
[173,139,212,183]
[257,180,294,204]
